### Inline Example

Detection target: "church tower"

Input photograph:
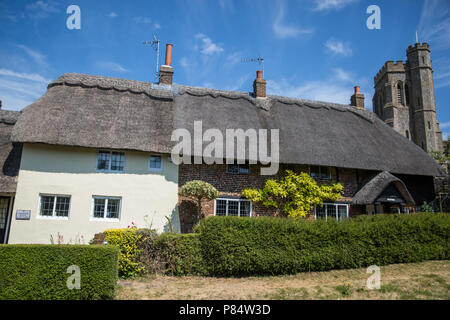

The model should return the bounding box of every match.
[373,43,443,152]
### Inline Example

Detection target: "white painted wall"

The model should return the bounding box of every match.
[8,144,180,244]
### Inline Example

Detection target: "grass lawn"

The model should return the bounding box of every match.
[116,260,450,300]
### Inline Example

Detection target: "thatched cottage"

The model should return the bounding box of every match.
[1,44,444,243]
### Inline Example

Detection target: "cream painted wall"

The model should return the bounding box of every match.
[8,143,180,244]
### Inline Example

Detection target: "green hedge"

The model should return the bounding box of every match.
[0,245,119,300]
[154,233,206,275]
[195,213,450,276]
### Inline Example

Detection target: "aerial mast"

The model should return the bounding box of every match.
[142,35,161,81]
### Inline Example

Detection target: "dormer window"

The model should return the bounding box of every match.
[96,151,125,172]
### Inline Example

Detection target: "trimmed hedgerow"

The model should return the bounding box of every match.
[153,233,206,275]
[0,245,119,300]
[195,213,450,276]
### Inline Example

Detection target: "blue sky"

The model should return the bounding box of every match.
[0,0,449,137]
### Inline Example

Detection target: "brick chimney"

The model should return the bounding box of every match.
[159,44,174,85]
[350,86,364,109]
[253,70,266,98]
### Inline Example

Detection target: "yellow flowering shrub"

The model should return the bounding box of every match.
[242,170,343,218]
[104,228,144,278]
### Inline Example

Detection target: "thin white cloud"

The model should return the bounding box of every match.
[107,12,118,18]
[0,68,49,110]
[26,0,60,19]
[97,61,129,73]
[0,69,51,83]
[418,0,450,50]
[312,0,358,11]
[224,74,251,91]
[324,38,352,56]
[15,45,48,67]
[267,68,369,106]
[154,23,161,30]
[179,57,189,68]
[195,34,224,56]
[134,16,152,24]
[440,122,450,129]
[273,5,314,39]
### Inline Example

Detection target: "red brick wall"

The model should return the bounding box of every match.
[178,163,375,233]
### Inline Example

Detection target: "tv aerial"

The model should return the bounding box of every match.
[241,56,265,76]
[143,35,161,81]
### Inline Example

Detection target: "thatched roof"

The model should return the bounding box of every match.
[11,73,443,177]
[352,171,415,205]
[0,110,22,193]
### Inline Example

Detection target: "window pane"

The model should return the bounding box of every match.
[239,201,251,217]
[55,197,70,217]
[107,199,120,219]
[93,198,105,218]
[239,164,249,174]
[227,164,239,174]
[149,156,162,169]
[228,200,239,216]
[216,200,227,216]
[338,205,348,220]
[327,204,337,220]
[40,196,54,216]
[310,166,320,178]
[320,167,330,179]
[316,205,326,219]
[97,152,110,170]
[111,152,125,171]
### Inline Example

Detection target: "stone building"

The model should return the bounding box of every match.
[373,43,443,152]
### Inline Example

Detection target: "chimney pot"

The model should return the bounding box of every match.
[351,86,364,109]
[253,70,266,98]
[256,70,263,79]
[165,44,173,66]
[159,44,174,85]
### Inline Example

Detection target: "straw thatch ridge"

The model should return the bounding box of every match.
[11,73,444,177]
[0,110,22,193]
[352,171,415,205]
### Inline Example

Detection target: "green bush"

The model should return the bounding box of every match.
[0,245,119,300]
[104,228,144,278]
[153,233,206,275]
[195,213,450,276]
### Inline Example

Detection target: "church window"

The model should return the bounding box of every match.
[405,130,410,139]
[405,84,410,105]
[397,83,403,105]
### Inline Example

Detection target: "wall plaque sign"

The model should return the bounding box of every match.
[16,210,31,220]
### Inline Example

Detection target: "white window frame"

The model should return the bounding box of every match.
[148,155,163,172]
[214,198,252,217]
[91,196,122,221]
[314,203,349,221]
[95,150,125,173]
[37,194,71,220]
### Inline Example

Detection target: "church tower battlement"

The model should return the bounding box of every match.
[373,43,443,152]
